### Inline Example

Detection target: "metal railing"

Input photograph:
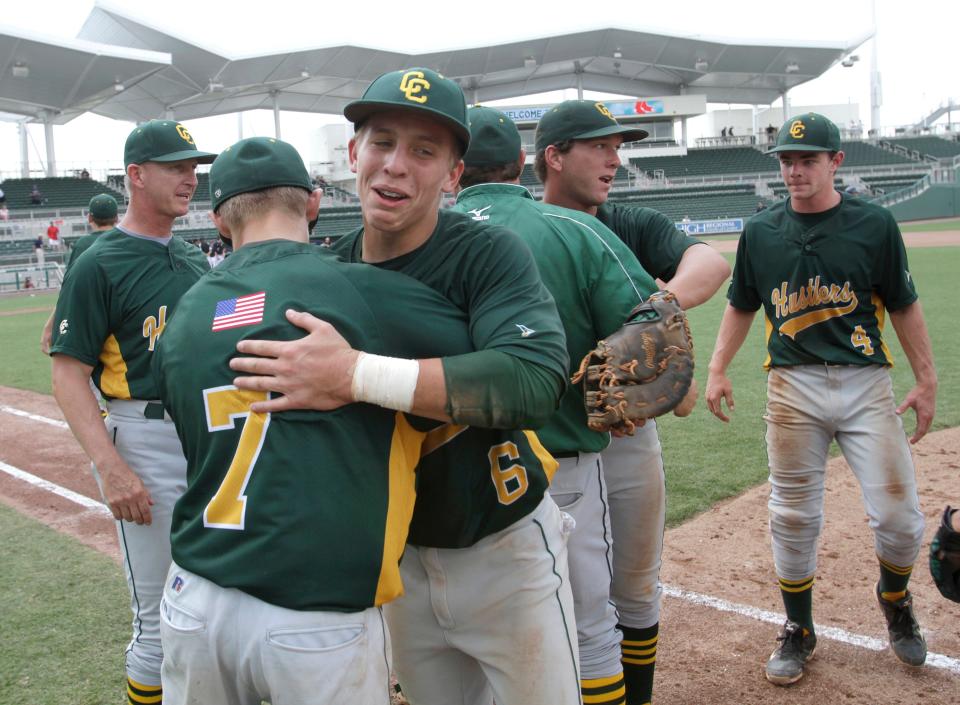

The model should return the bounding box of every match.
[0,263,62,292]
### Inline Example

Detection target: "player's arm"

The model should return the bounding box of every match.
[231,311,562,428]
[662,243,731,310]
[51,355,153,524]
[705,303,756,422]
[888,300,937,444]
[40,310,55,354]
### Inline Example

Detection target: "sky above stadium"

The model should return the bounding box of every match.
[2,0,956,174]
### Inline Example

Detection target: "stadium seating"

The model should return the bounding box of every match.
[312,206,362,238]
[0,238,40,265]
[520,165,539,187]
[1,177,124,211]
[884,136,960,160]
[838,141,913,168]
[630,147,775,178]
[173,227,220,241]
[860,173,927,195]
[192,172,211,203]
[608,184,760,222]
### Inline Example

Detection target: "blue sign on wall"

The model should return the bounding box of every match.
[674,219,744,235]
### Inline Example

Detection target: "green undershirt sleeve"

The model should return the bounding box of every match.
[442,349,564,430]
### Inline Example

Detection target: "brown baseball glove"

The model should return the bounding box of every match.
[572,291,694,434]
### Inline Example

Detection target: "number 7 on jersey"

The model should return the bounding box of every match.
[202,386,271,530]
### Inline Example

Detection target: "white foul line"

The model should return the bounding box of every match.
[662,584,960,675]
[0,460,110,516]
[3,402,958,674]
[1,405,69,429]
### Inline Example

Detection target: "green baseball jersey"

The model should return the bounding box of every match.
[454,183,658,454]
[596,202,702,281]
[728,194,917,367]
[66,231,105,271]
[334,208,568,548]
[49,228,209,400]
[153,239,475,611]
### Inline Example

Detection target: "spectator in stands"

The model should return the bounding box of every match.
[766,124,777,144]
[728,126,735,137]
[756,201,766,212]
[34,235,44,266]
[211,239,226,266]
[47,221,60,249]
[24,276,35,289]
[0,204,8,221]
[80,168,90,180]
[320,236,333,247]
[721,127,727,138]
[30,184,44,205]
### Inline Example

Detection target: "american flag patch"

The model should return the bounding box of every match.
[212,292,266,331]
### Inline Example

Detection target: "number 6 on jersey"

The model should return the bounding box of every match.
[202,386,270,530]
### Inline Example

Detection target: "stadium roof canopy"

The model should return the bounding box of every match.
[2,2,871,125]
[0,23,170,124]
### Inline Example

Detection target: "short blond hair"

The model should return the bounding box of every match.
[216,187,310,232]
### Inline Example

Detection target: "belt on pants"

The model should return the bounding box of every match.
[143,402,166,420]
[106,399,170,421]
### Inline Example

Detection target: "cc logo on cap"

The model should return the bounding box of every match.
[595,102,614,120]
[176,124,196,145]
[399,70,431,104]
[789,120,805,139]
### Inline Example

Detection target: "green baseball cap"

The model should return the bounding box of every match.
[124,120,217,167]
[463,106,522,167]
[88,193,118,220]
[768,112,841,153]
[535,100,648,152]
[209,137,314,212]
[344,68,470,154]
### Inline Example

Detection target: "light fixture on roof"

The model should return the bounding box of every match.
[300,69,310,79]
[524,56,537,69]
[113,80,125,92]
[785,62,800,74]
[841,54,860,68]
[695,58,709,71]
[208,79,224,91]
[613,48,623,59]
[12,62,29,78]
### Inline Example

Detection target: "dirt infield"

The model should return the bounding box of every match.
[2,384,957,703]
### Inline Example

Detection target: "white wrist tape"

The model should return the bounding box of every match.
[351,352,420,412]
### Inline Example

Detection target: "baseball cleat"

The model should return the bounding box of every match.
[765,620,817,686]
[876,584,927,666]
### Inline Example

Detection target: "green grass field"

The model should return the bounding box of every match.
[0,504,129,705]
[0,245,958,704]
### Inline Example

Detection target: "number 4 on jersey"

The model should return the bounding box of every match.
[202,386,270,530]
[851,325,875,356]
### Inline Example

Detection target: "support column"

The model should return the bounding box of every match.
[238,112,244,140]
[781,91,791,121]
[272,91,281,139]
[19,120,30,177]
[165,108,175,121]
[869,0,882,135]
[575,61,583,100]
[43,113,56,177]
[681,116,688,148]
